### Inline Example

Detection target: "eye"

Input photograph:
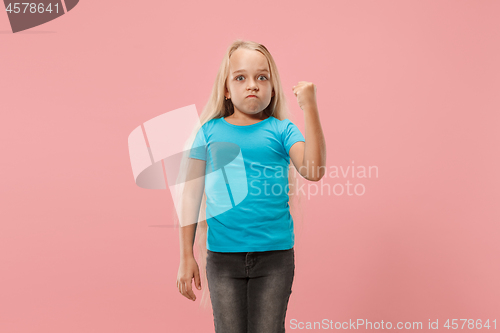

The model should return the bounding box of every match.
[235,75,269,81]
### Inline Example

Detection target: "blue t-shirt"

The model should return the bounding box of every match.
[189,116,305,252]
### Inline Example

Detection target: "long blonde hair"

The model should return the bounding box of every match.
[174,39,305,310]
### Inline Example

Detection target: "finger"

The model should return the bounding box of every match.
[181,280,190,300]
[194,271,201,290]
[181,281,188,299]
[179,280,185,296]
[181,280,193,301]
[185,281,196,301]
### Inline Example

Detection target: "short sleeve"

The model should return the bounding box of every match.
[188,126,207,161]
[282,120,305,156]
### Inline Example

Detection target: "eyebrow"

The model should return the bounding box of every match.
[232,69,270,75]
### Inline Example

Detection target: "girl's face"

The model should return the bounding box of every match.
[225,48,275,116]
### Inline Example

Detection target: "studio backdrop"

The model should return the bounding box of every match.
[1,0,499,332]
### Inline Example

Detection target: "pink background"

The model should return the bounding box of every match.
[1,0,499,332]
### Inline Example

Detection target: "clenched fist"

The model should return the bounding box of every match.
[292,81,318,111]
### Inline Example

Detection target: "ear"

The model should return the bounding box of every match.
[272,90,275,98]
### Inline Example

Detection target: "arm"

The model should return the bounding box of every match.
[290,82,327,182]
[179,157,205,258]
[177,157,205,301]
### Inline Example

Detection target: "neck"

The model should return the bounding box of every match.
[230,110,268,121]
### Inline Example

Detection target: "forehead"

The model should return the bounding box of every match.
[229,48,270,74]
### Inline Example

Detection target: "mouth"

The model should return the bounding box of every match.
[246,95,258,98]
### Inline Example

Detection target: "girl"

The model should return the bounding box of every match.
[175,39,326,333]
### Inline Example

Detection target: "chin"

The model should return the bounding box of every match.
[238,108,261,115]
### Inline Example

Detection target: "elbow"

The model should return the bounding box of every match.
[298,161,326,182]
[306,175,324,182]
[304,169,325,182]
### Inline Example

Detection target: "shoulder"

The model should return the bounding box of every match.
[270,117,294,125]
[267,116,288,126]
[198,117,221,134]
[268,117,296,133]
[203,117,220,127]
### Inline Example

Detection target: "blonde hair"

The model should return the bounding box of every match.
[174,39,305,310]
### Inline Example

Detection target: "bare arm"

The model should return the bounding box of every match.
[179,157,206,259]
[289,105,327,181]
[290,82,326,182]
[177,157,205,301]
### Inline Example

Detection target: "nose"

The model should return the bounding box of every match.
[247,78,258,91]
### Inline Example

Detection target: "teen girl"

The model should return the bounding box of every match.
[176,39,326,333]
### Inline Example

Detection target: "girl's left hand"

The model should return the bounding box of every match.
[292,81,317,111]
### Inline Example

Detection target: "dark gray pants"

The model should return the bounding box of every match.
[206,247,295,333]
